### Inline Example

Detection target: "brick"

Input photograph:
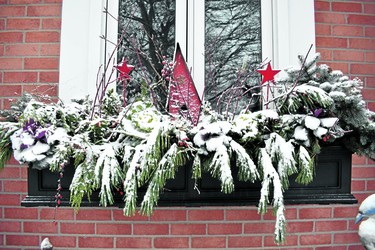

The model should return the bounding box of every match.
[263,207,297,220]
[4,207,38,219]
[40,44,60,56]
[0,194,20,206]
[348,14,375,25]
[366,52,375,63]
[0,167,20,178]
[264,235,299,247]
[365,27,375,37]
[24,58,59,70]
[226,209,259,220]
[154,237,189,249]
[300,233,332,245]
[316,49,332,61]
[0,32,23,43]
[0,221,21,232]
[24,221,58,233]
[351,64,375,76]
[42,18,61,29]
[133,224,169,235]
[4,72,38,83]
[188,209,224,221]
[0,85,22,97]
[23,84,58,96]
[5,235,38,246]
[352,155,367,165]
[332,25,363,37]
[332,2,362,13]
[112,209,149,221]
[315,13,346,24]
[96,223,131,235]
[9,0,42,3]
[7,18,40,30]
[368,180,375,190]
[76,209,111,220]
[333,50,364,62]
[0,19,4,30]
[315,220,347,232]
[315,24,331,36]
[0,58,22,70]
[362,88,375,99]
[45,0,62,2]
[26,31,60,43]
[39,71,59,82]
[78,237,114,248]
[287,221,314,233]
[60,222,95,234]
[299,207,332,219]
[5,44,39,56]
[334,232,361,244]
[41,236,76,248]
[351,180,366,192]
[116,237,152,248]
[228,235,262,248]
[192,237,226,248]
[316,247,347,250]
[349,38,375,50]
[316,37,347,48]
[364,3,375,14]
[27,5,61,17]
[208,223,242,235]
[171,223,206,235]
[320,62,349,74]
[244,222,274,234]
[0,6,25,17]
[334,206,360,218]
[39,207,74,220]
[3,180,27,192]
[150,209,186,221]
[315,1,330,11]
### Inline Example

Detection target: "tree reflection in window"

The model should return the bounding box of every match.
[117,0,261,114]
[118,0,175,109]
[205,0,262,114]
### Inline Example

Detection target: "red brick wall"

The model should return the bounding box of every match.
[0,0,374,249]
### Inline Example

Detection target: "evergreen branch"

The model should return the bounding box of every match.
[295,145,315,185]
[140,143,185,215]
[123,145,144,216]
[229,140,259,182]
[0,123,18,169]
[207,145,234,194]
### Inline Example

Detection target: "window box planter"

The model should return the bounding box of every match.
[21,145,356,207]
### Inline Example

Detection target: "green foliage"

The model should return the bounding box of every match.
[0,123,17,169]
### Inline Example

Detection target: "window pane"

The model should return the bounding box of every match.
[118,0,176,106]
[205,0,261,113]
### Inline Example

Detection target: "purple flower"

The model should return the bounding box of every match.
[313,108,323,118]
[23,118,37,133]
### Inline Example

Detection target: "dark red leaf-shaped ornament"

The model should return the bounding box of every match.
[168,43,201,126]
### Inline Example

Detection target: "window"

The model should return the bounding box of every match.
[59,0,317,104]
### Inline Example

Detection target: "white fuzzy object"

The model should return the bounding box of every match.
[356,194,375,250]
[40,237,53,250]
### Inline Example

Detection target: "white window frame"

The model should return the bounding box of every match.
[59,0,315,102]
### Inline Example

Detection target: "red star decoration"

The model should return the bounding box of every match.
[116,58,134,80]
[257,62,280,85]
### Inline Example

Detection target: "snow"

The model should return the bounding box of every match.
[305,116,320,130]
[294,126,309,141]
[320,117,338,128]
[313,127,328,138]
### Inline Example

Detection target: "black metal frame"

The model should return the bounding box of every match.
[21,145,357,207]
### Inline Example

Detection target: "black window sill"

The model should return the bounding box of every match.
[21,145,357,207]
